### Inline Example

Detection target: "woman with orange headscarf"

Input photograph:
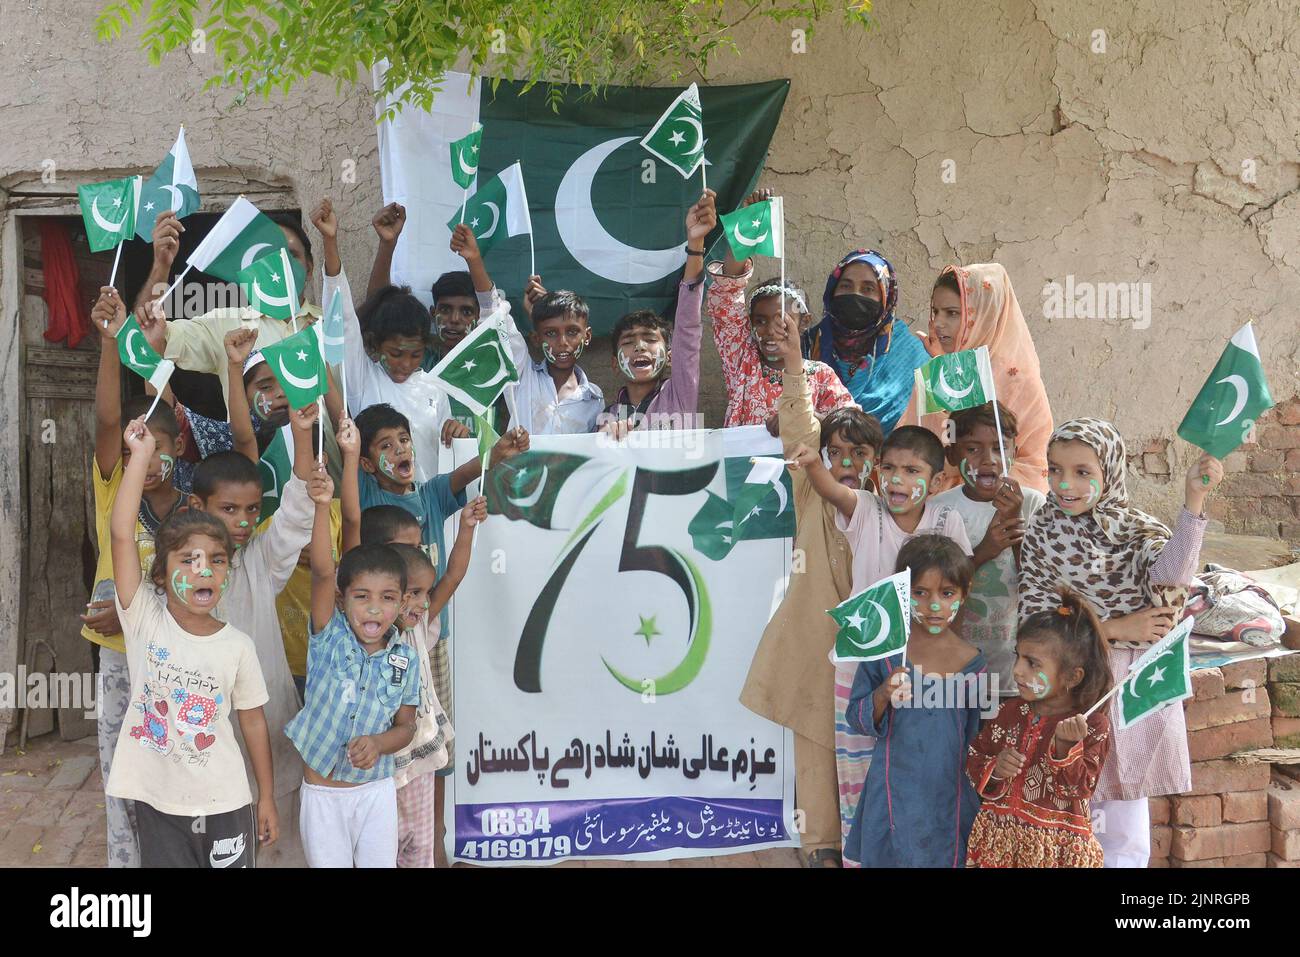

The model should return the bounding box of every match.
[899,263,1053,494]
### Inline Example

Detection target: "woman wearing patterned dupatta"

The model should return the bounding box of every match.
[803,249,930,437]
[899,263,1053,496]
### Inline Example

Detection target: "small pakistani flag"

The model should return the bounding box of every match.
[116,313,175,391]
[915,345,996,414]
[259,324,328,409]
[640,83,707,178]
[450,125,483,190]
[187,196,289,283]
[78,176,141,253]
[1177,323,1274,459]
[829,568,911,663]
[1117,616,1194,729]
[318,288,346,366]
[136,126,201,240]
[447,162,532,254]
[258,424,295,520]
[427,310,520,415]
[720,196,783,260]
[475,409,499,475]
[236,247,305,321]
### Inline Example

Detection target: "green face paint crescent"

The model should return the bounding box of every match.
[158,453,174,484]
[1028,670,1052,700]
[378,452,400,481]
[959,458,976,487]
[1086,478,1101,505]
[170,569,194,604]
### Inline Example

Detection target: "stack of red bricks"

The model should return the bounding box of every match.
[1268,654,1300,867]
[1148,659,1273,867]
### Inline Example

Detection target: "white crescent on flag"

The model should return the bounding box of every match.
[939,366,975,399]
[241,242,273,271]
[844,600,893,651]
[91,195,128,233]
[1214,374,1248,426]
[277,356,319,391]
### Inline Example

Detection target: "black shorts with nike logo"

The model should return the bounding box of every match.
[135,802,256,869]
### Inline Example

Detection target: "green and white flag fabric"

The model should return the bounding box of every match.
[483,451,625,530]
[719,196,783,260]
[1117,616,1193,730]
[318,288,346,365]
[258,424,294,520]
[915,345,996,414]
[376,67,787,331]
[450,124,483,190]
[187,196,288,283]
[829,568,912,663]
[136,126,200,240]
[1177,323,1274,459]
[236,247,304,321]
[446,162,532,255]
[116,312,175,391]
[476,409,499,475]
[640,82,707,178]
[78,176,141,253]
[259,324,328,409]
[688,455,794,560]
[427,311,520,415]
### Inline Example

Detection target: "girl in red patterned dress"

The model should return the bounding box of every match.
[965,589,1113,867]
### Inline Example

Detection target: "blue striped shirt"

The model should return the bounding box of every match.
[285,609,421,784]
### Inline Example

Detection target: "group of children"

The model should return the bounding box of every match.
[80,179,1224,870]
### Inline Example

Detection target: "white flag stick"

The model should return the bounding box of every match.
[700,159,707,194]
[283,247,300,335]
[317,396,325,466]
[108,240,125,293]
[158,263,191,309]
[528,233,536,281]
[144,386,166,421]
[990,393,1010,478]
[1083,677,1123,719]
[460,188,467,225]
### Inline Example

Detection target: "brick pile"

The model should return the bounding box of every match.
[1148,659,1274,867]
[1267,654,1300,867]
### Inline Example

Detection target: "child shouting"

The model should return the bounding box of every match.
[933,402,1046,697]
[966,590,1114,867]
[107,418,277,868]
[845,535,985,867]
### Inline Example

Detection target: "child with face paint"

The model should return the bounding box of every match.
[740,313,883,868]
[933,402,1046,697]
[598,190,715,436]
[790,421,973,854]
[355,402,528,642]
[1018,417,1223,868]
[106,416,277,868]
[843,535,984,867]
[182,401,333,866]
[85,286,190,867]
[316,199,464,482]
[509,280,605,434]
[966,589,1114,867]
[706,187,854,433]
[387,498,485,868]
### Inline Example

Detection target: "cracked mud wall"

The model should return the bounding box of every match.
[2,0,1298,525]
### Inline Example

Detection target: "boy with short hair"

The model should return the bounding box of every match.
[86,286,188,867]
[598,190,715,434]
[792,416,973,848]
[185,402,335,867]
[507,283,604,433]
[932,401,1045,697]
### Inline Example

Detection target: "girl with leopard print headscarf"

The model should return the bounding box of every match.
[1017,418,1224,868]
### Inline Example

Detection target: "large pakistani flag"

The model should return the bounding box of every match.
[136,126,200,240]
[829,569,911,663]
[186,196,289,284]
[428,311,520,415]
[78,176,141,253]
[447,162,532,256]
[915,346,997,414]
[376,67,788,332]
[1117,616,1193,729]
[260,325,328,409]
[1177,323,1274,459]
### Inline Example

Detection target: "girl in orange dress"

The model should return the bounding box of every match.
[965,589,1112,867]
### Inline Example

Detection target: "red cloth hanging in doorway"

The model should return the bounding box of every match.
[38,220,91,348]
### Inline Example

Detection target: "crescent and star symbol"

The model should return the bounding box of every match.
[1213,374,1248,426]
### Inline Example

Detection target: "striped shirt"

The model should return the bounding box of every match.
[285,609,421,784]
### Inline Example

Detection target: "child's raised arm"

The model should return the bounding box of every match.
[448,427,530,496]
[367,202,405,299]
[450,223,494,294]
[337,417,362,553]
[92,288,128,479]
[788,442,858,520]
[223,327,260,463]
[308,460,338,635]
[110,418,155,607]
[310,198,342,279]
[429,496,487,617]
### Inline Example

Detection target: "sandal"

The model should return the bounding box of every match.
[806,848,842,868]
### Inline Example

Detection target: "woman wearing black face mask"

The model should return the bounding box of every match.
[806,249,930,436]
